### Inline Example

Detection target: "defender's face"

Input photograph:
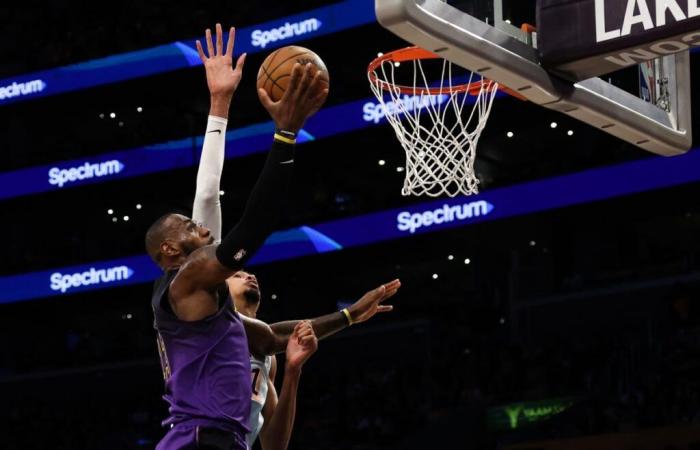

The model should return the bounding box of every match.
[227,271,261,300]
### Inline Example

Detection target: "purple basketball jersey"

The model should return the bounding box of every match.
[151,270,252,435]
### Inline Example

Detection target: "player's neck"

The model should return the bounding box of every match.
[235,300,258,318]
[162,254,187,271]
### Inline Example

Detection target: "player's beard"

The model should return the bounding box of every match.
[244,287,261,305]
[180,239,200,256]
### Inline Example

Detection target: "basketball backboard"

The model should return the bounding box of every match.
[374,0,692,156]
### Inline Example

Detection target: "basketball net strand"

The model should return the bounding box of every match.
[368,57,498,197]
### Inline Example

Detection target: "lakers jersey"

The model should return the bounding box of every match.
[151,270,252,434]
[246,353,273,447]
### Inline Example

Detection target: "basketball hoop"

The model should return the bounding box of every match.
[368,47,511,197]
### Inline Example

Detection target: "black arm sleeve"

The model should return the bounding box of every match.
[215,139,295,269]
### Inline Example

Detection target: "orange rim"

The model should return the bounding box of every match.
[521,23,537,34]
[368,46,525,100]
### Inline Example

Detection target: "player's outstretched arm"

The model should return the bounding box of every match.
[171,57,327,320]
[243,280,400,355]
[192,24,246,242]
[259,321,317,450]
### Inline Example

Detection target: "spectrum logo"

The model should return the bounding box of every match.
[0,79,47,101]
[397,201,494,234]
[48,160,125,188]
[251,18,322,48]
[362,94,449,124]
[50,266,134,293]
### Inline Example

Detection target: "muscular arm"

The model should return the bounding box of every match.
[242,312,346,356]
[270,312,349,341]
[243,280,400,355]
[259,323,316,450]
[258,356,300,450]
[241,315,287,357]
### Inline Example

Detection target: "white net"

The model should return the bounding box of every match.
[368,54,498,197]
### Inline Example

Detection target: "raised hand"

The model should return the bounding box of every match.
[286,320,318,370]
[257,63,329,133]
[347,279,401,325]
[196,23,246,99]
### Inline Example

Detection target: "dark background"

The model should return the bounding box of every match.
[1,1,699,449]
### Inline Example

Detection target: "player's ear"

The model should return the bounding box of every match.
[160,240,180,258]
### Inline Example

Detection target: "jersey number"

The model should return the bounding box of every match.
[251,368,261,396]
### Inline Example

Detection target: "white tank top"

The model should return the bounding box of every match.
[246,353,272,447]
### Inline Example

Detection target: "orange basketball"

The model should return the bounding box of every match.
[256,45,330,102]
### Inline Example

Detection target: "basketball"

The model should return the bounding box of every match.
[256,45,330,102]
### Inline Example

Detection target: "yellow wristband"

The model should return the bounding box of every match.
[341,308,354,325]
[274,133,297,145]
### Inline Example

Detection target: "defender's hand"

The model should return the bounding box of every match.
[196,23,246,99]
[286,321,318,370]
[257,63,328,133]
[347,279,400,325]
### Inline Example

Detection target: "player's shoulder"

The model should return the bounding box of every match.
[182,244,219,269]
[170,244,219,292]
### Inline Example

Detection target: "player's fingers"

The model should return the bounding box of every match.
[311,88,328,106]
[378,280,400,297]
[258,88,276,109]
[377,305,394,313]
[290,330,300,342]
[371,284,387,299]
[299,324,314,335]
[301,71,325,109]
[297,327,314,340]
[383,279,401,291]
[308,70,324,94]
[305,88,328,117]
[380,288,400,302]
[302,334,319,348]
[205,28,215,58]
[299,334,315,345]
[292,321,305,333]
[196,40,207,62]
[215,23,223,55]
[281,64,302,102]
[226,27,235,57]
[290,63,311,100]
[297,331,314,344]
[300,69,322,99]
[294,64,314,99]
[234,53,247,72]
